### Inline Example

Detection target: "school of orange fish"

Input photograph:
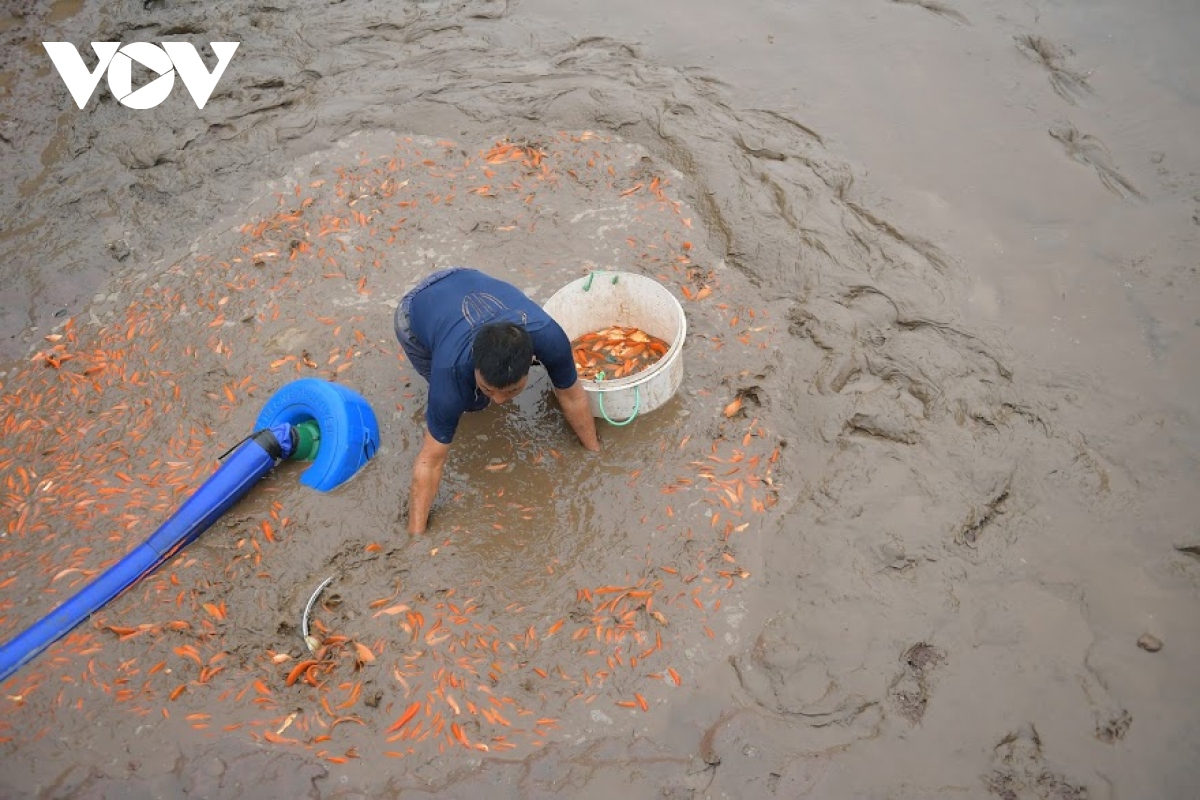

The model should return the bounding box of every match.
[571,326,671,381]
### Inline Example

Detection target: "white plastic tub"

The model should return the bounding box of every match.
[542,271,687,425]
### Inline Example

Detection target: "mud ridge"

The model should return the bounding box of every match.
[1049,123,1144,201]
[1015,34,1093,103]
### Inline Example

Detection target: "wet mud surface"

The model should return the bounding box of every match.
[2,0,1199,798]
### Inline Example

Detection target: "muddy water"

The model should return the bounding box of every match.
[1,0,1198,798]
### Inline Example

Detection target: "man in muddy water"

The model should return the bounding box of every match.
[394,267,601,534]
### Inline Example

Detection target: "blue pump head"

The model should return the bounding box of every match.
[254,378,380,491]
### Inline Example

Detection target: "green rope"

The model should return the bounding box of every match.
[595,372,640,426]
[581,272,620,292]
[582,271,632,422]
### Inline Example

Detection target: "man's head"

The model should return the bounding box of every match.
[473,322,532,403]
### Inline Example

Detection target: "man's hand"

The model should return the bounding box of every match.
[409,430,451,534]
[554,380,601,452]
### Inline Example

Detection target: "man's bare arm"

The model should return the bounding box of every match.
[553,380,601,452]
[409,430,451,534]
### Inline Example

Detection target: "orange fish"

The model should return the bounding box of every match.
[570,326,669,381]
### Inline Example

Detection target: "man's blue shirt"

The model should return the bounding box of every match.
[409,269,577,444]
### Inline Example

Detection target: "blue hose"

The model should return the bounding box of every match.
[0,424,294,683]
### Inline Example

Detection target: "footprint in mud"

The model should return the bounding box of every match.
[1080,662,1133,744]
[1093,709,1132,743]
[983,724,1089,800]
[465,0,510,20]
[730,621,880,737]
[887,642,945,724]
[842,390,923,445]
[1015,35,1092,104]
[953,473,1012,546]
[1049,123,1144,201]
[888,0,969,26]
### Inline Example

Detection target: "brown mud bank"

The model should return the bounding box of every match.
[1,0,1198,798]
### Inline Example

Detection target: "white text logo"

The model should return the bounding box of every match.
[42,42,239,109]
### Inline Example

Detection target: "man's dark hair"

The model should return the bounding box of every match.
[473,322,533,388]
